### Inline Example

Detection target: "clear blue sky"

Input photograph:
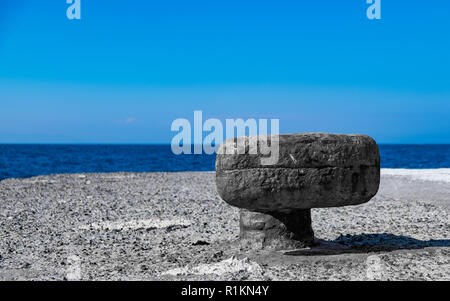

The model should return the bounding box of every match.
[0,0,449,144]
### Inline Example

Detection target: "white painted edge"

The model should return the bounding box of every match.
[79,218,192,231]
[381,168,450,183]
[162,256,263,276]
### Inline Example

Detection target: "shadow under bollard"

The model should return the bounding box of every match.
[284,233,450,256]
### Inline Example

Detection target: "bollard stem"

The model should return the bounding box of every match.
[239,209,315,250]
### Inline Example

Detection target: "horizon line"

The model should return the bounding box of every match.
[0,143,449,146]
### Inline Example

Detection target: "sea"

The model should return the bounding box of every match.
[0,144,449,181]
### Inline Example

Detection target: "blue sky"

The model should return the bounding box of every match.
[0,0,449,143]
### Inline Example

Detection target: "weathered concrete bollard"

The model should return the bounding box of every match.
[215,133,380,250]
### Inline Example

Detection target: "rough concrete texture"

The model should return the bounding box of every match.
[239,209,315,250]
[216,133,380,170]
[216,133,380,211]
[0,171,449,281]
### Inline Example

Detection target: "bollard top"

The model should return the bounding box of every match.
[215,133,380,212]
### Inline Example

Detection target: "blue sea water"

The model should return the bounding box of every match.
[0,144,449,181]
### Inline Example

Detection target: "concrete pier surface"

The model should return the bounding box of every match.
[0,170,449,280]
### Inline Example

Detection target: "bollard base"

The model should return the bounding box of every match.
[239,209,316,251]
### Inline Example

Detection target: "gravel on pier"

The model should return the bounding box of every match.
[0,171,449,280]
